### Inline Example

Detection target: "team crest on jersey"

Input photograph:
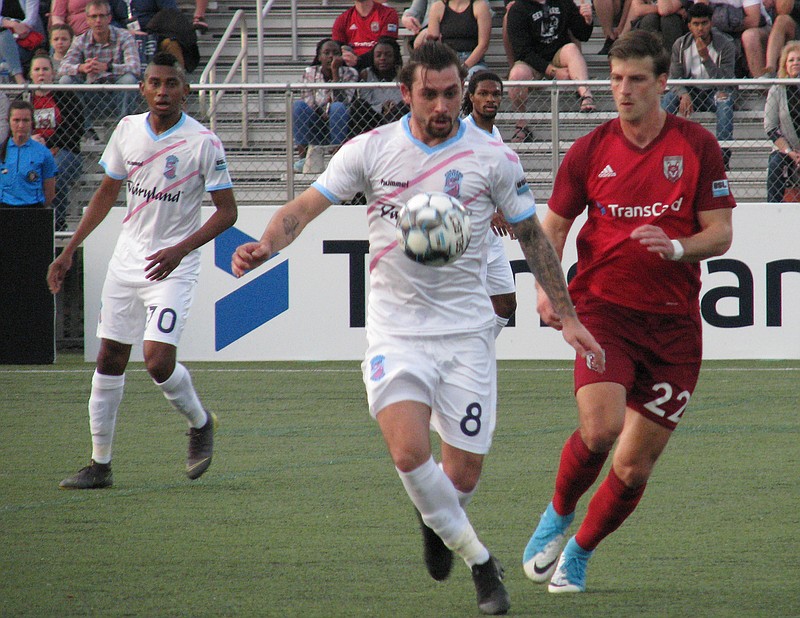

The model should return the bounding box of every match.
[164,155,178,179]
[370,21,379,32]
[663,156,683,182]
[369,355,386,381]
[444,169,463,198]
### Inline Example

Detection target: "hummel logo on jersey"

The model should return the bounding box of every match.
[598,165,616,178]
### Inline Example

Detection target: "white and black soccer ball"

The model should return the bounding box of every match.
[395,192,472,267]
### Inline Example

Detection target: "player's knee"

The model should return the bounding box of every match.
[612,461,652,488]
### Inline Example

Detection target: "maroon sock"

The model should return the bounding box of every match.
[575,467,646,551]
[552,430,609,516]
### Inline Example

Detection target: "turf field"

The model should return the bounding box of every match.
[2,353,798,617]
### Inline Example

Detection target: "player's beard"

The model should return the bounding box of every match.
[426,114,454,139]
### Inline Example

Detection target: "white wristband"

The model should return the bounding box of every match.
[670,239,684,261]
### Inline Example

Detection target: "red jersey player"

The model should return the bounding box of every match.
[332,0,398,70]
[522,30,735,593]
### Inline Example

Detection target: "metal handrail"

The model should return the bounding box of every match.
[197,9,249,144]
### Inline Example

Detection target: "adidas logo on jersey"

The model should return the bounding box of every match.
[598,165,616,178]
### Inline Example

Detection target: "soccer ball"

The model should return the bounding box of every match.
[395,192,471,267]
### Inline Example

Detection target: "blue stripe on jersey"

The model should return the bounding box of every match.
[100,160,126,180]
[311,181,340,204]
[504,207,536,225]
[145,112,188,141]
[401,114,467,154]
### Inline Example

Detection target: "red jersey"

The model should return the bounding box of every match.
[332,2,398,56]
[549,114,736,315]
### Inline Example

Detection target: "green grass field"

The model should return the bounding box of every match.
[2,353,799,617]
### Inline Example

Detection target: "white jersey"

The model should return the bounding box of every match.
[313,115,535,336]
[463,114,503,141]
[463,115,514,295]
[100,112,233,284]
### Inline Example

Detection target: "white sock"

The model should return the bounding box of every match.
[493,315,510,339]
[398,457,490,567]
[156,363,207,428]
[89,371,125,464]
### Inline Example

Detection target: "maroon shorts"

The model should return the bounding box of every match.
[573,296,702,430]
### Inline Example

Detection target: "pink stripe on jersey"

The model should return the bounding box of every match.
[460,186,491,207]
[369,240,398,273]
[122,170,200,223]
[366,150,475,216]
[128,140,188,178]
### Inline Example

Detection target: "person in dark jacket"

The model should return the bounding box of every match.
[30,51,84,230]
[505,0,596,142]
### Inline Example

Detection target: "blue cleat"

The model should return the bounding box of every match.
[548,536,593,593]
[522,502,575,582]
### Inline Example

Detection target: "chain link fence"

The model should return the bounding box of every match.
[13,77,791,235]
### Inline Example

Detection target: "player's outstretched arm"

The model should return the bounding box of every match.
[47,175,124,294]
[232,187,332,278]
[512,214,605,372]
[145,187,238,281]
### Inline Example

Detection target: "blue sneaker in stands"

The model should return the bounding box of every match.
[548,536,593,593]
[522,502,574,582]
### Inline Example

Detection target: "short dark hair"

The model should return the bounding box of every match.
[398,40,466,92]
[9,98,34,120]
[608,30,670,77]
[687,2,714,19]
[462,70,503,116]
[145,51,187,84]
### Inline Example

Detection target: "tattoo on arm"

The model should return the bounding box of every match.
[282,214,300,240]
[513,217,577,319]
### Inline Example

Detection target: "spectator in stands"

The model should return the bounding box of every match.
[426,0,492,78]
[58,0,141,139]
[30,51,84,230]
[0,29,31,83]
[627,0,689,53]
[763,0,798,76]
[349,36,407,137]
[741,0,775,77]
[594,0,634,53]
[127,0,200,72]
[50,0,128,35]
[402,0,435,47]
[506,0,596,142]
[0,0,47,68]
[0,99,56,208]
[694,0,772,76]
[333,0,398,72]
[293,38,358,174]
[662,2,735,168]
[764,41,800,201]
[49,23,74,74]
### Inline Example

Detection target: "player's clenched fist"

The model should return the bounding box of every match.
[231,242,271,277]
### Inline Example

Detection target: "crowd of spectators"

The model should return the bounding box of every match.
[9,0,800,231]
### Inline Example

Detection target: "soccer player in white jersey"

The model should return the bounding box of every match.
[232,42,604,616]
[47,52,238,489]
[462,70,517,338]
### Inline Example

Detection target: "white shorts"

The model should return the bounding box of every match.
[362,326,497,454]
[97,275,197,347]
[483,231,515,297]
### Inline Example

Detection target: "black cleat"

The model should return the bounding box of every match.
[414,508,453,581]
[186,411,216,480]
[59,460,113,489]
[471,555,511,615]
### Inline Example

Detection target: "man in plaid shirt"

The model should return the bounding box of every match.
[58,0,141,138]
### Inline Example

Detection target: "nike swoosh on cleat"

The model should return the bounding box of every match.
[533,558,558,575]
